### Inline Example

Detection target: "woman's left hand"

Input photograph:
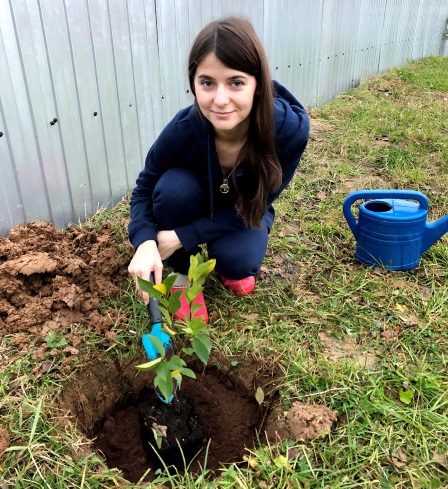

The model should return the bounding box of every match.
[157,230,183,260]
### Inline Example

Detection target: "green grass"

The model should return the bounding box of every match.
[1,56,447,488]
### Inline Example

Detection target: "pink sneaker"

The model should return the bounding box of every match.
[221,276,255,297]
[171,287,209,324]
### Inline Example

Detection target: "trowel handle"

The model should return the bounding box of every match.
[147,273,162,325]
[342,190,429,236]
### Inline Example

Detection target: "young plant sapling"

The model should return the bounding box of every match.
[135,254,216,403]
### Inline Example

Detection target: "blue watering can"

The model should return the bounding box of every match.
[343,190,448,270]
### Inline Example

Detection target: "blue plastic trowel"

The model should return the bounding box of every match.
[141,275,175,403]
[142,274,172,361]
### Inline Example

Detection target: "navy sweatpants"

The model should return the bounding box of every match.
[152,168,270,279]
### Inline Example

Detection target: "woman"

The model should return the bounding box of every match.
[128,17,309,323]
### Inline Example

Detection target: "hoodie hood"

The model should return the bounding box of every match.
[272,80,309,158]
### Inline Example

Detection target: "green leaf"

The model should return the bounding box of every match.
[160,307,172,326]
[152,429,163,449]
[155,360,169,379]
[173,373,182,390]
[180,325,194,335]
[4,445,28,452]
[194,252,205,265]
[193,259,216,284]
[429,478,442,489]
[191,334,212,365]
[168,290,183,314]
[273,455,288,468]
[162,324,176,336]
[135,358,162,371]
[45,333,68,349]
[158,297,169,308]
[192,258,216,284]
[198,333,212,350]
[255,387,265,405]
[188,317,208,336]
[163,273,177,294]
[30,398,43,444]
[154,376,174,403]
[399,388,415,405]
[188,255,199,282]
[182,347,194,356]
[149,335,166,358]
[137,277,164,300]
[190,303,202,315]
[186,283,203,302]
[166,355,186,370]
[180,368,196,379]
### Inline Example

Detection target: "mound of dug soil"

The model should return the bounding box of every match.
[265,401,338,443]
[0,221,131,356]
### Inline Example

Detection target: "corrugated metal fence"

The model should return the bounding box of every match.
[1,0,447,236]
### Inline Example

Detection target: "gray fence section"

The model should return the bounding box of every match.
[1,0,447,236]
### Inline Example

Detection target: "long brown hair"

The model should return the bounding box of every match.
[188,17,282,228]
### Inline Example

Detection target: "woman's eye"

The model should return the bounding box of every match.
[231,81,243,87]
[201,80,213,88]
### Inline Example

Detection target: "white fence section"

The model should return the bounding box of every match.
[1,0,447,236]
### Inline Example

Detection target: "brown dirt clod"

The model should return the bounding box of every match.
[265,401,338,443]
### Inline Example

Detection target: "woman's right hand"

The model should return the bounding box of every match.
[128,240,163,304]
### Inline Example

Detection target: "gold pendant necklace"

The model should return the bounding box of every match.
[220,167,237,194]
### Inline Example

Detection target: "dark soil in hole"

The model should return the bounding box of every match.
[95,366,260,482]
[98,372,258,480]
[138,392,205,466]
[62,355,276,484]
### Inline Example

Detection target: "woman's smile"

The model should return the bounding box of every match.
[211,110,235,117]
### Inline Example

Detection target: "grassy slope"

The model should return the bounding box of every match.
[0,56,447,489]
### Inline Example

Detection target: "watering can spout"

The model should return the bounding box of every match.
[422,215,448,254]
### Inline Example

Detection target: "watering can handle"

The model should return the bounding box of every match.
[342,190,429,236]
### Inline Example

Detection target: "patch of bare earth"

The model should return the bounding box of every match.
[308,117,335,142]
[318,332,379,370]
[0,221,132,370]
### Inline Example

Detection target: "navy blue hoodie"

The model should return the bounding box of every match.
[128,81,310,252]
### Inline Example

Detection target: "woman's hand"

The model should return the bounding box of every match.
[128,240,163,304]
[157,230,183,260]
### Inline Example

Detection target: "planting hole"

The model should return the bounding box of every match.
[61,355,277,483]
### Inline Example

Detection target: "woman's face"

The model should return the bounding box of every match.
[194,52,257,138]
